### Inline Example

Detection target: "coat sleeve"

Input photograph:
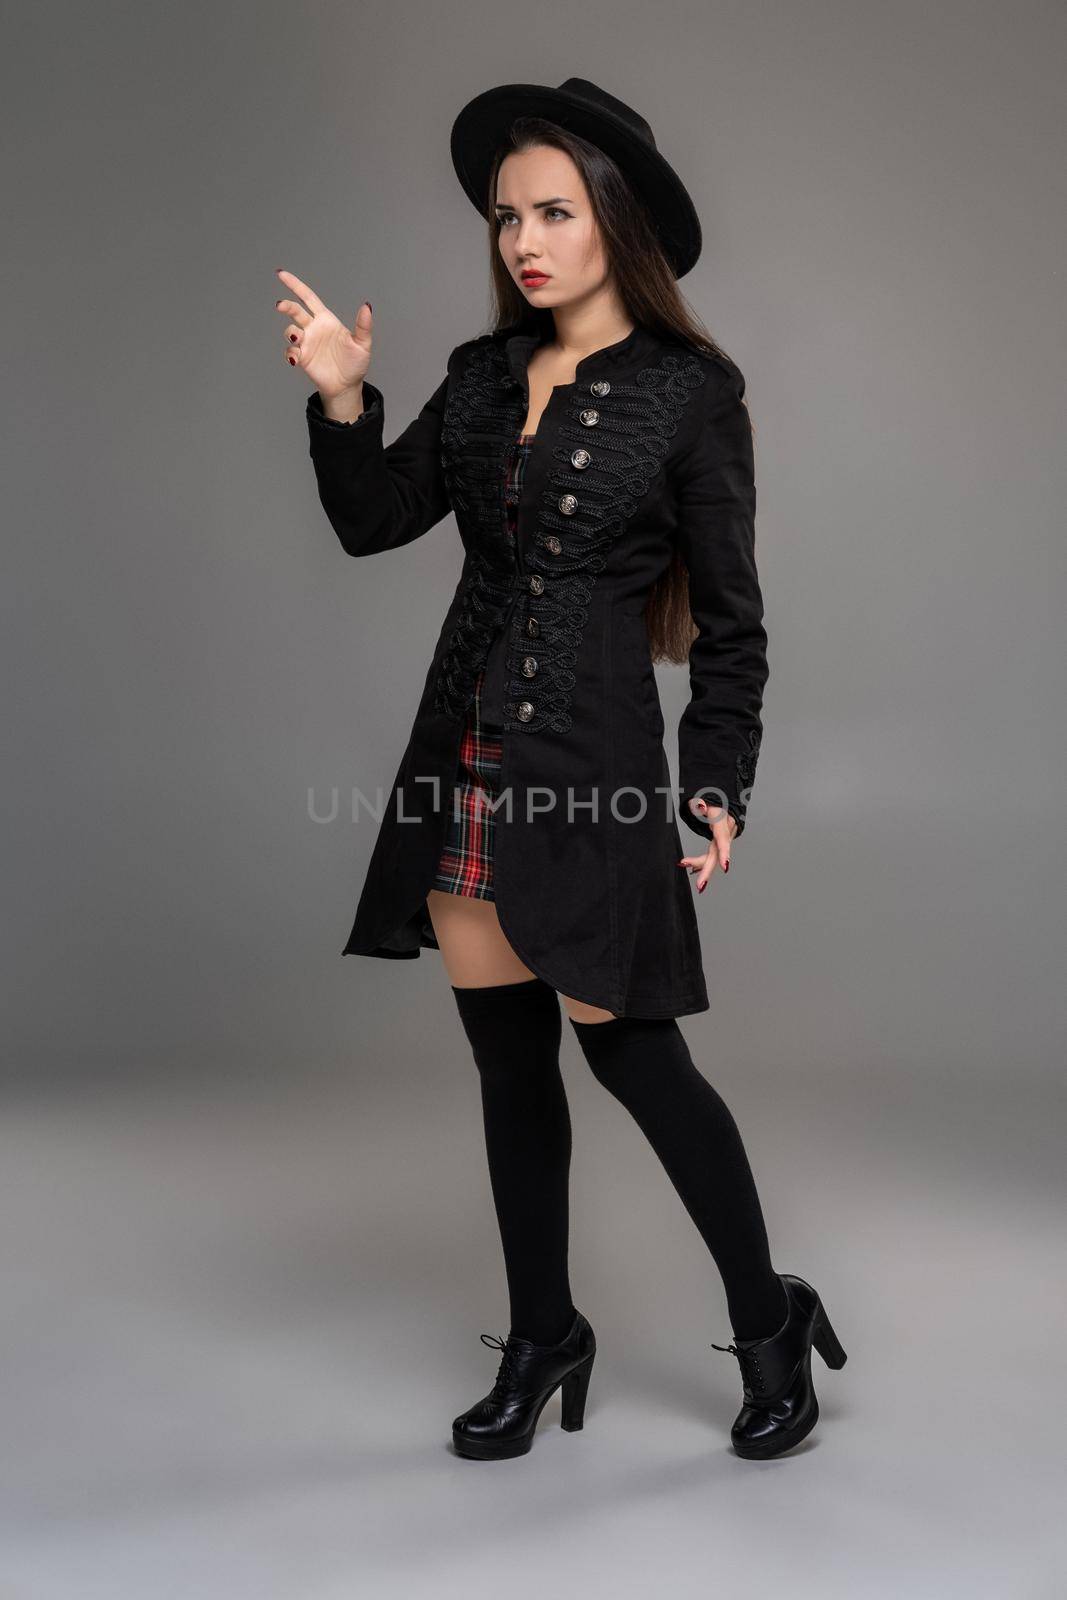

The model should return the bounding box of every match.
[304,368,452,557]
[673,364,768,841]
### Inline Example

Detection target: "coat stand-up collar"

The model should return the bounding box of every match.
[503,322,657,388]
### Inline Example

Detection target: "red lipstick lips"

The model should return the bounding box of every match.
[521,272,550,286]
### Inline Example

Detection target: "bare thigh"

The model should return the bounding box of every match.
[426,890,617,1022]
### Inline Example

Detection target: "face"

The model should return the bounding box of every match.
[494,144,612,308]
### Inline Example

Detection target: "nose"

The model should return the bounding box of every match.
[514,221,543,257]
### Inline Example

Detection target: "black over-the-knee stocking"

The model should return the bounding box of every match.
[569,1015,788,1341]
[451,976,578,1346]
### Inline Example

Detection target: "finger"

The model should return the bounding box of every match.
[283,322,303,348]
[275,298,312,326]
[712,817,732,874]
[696,852,720,890]
[275,268,329,317]
[686,801,716,885]
[678,844,714,889]
[349,300,373,342]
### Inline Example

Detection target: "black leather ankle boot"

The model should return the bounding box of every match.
[711,1273,847,1459]
[452,1309,597,1460]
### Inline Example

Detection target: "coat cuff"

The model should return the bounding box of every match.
[677,729,761,840]
[305,383,385,450]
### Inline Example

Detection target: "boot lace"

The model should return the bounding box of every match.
[480,1332,523,1396]
[711,1339,765,1396]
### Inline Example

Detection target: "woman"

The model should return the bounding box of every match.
[276,77,846,1461]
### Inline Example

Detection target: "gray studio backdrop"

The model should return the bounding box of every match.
[4,4,1065,1598]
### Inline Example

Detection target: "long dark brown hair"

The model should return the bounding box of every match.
[478,116,753,666]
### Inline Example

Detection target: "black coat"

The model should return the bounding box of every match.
[305,321,768,1018]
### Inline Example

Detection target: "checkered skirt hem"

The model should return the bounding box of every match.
[430,667,504,901]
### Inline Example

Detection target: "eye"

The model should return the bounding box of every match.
[496,207,572,227]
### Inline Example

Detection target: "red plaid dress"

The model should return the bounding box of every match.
[431,428,535,901]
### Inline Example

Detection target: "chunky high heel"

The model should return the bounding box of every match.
[812,1302,848,1369]
[560,1352,595,1430]
[452,1309,597,1460]
[711,1273,846,1459]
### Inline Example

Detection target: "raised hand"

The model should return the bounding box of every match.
[274,268,372,404]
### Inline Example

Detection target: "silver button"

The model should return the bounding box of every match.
[528,574,544,595]
[590,380,610,396]
[570,448,592,470]
[558,494,578,515]
[579,408,599,427]
[521,656,538,677]
[544,535,562,554]
[516,701,535,722]
[525,616,540,637]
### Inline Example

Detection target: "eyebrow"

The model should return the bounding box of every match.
[493,197,574,212]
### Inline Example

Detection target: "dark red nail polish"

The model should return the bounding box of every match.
[723,859,729,872]
[287,355,296,365]
[288,333,297,342]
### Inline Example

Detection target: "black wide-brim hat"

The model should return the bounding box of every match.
[450,76,702,280]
